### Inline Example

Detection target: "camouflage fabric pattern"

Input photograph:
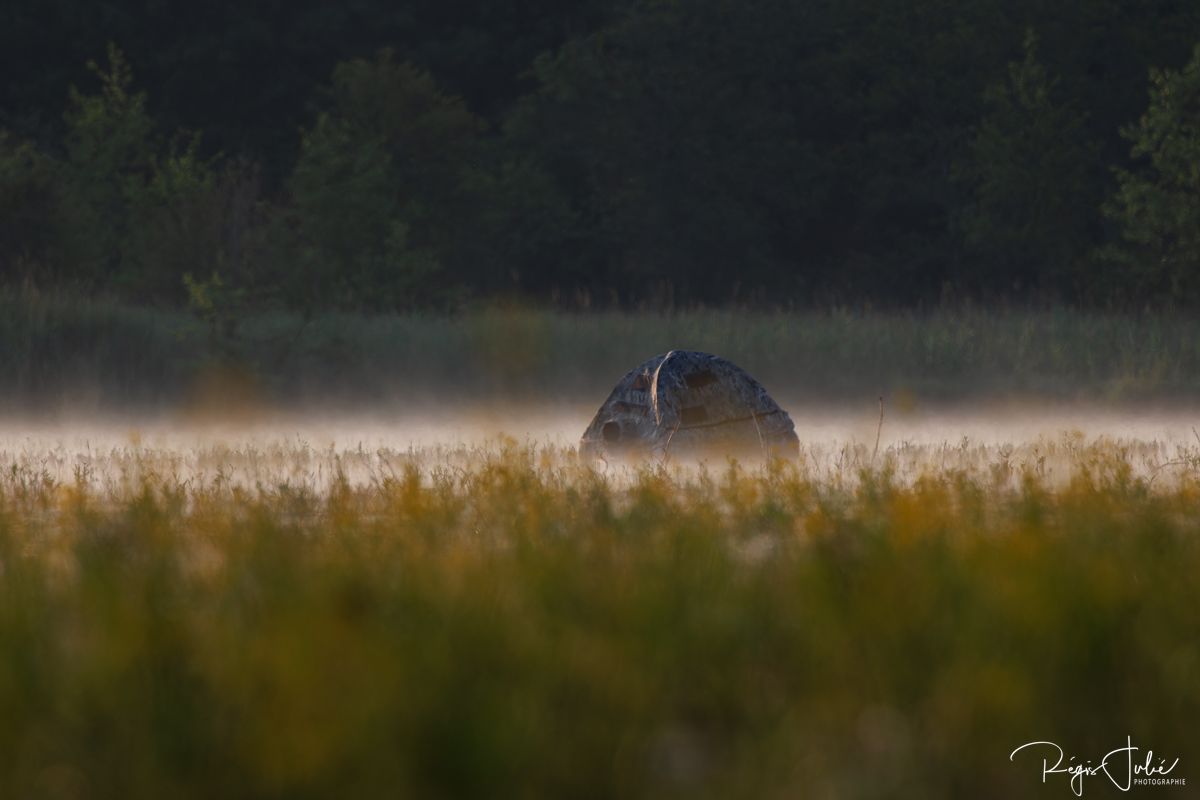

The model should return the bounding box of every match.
[580,350,799,459]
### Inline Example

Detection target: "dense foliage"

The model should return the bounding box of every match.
[0,441,1197,798]
[7,294,1200,411]
[4,0,1200,308]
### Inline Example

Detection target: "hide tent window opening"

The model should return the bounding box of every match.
[684,370,718,389]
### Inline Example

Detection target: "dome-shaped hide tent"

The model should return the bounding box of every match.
[580,351,799,459]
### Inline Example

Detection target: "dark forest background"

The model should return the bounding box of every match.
[4,0,1200,312]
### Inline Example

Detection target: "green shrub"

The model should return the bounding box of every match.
[284,52,482,310]
[954,32,1101,297]
[55,45,266,305]
[0,132,87,284]
[1106,43,1200,304]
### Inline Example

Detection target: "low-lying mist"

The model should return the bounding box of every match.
[3,400,1197,490]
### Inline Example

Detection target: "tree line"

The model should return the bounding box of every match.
[3,0,1200,310]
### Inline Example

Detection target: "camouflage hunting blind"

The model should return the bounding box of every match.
[580,351,799,459]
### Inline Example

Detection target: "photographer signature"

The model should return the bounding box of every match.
[1010,737,1181,796]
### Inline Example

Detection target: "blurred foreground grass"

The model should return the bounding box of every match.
[7,289,1200,409]
[1,442,1197,798]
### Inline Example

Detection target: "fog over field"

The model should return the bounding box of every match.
[4,400,1198,489]
[8,302,1200,488]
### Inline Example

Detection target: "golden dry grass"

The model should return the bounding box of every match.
[0,435,1197,798]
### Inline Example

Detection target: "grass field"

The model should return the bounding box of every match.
[1,430,1197,798]
[3,293,1198,796]
[8,289,1200,411]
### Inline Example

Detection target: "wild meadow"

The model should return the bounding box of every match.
[0,427,1197,798]
[1,295,1198,797]
[7,289,1200,410]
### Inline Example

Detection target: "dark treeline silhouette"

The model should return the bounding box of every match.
[4,0,1200,310]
